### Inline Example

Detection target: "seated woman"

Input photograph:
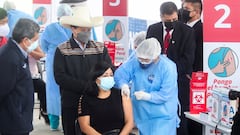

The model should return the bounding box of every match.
[78,61,134,135]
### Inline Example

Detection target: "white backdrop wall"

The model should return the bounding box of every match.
[0,0,181,41]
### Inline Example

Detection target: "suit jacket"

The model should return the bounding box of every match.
[0,39,34,134]
[146,21,196,76]
[192,20,203,72]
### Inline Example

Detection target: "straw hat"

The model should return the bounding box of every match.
[60,6,104,28]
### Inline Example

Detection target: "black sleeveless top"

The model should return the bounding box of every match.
[78,88,124,134]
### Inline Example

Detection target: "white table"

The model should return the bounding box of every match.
[184,112,232,135]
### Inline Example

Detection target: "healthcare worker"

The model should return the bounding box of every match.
[114,38,180,135]
[40,4,72,130]
[3,0,36,38]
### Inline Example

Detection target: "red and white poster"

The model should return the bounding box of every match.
[203,0,240,91]
[103,0,128,16]
[33,0,52,32]
[103,0,129,65]
[203,0,240,132]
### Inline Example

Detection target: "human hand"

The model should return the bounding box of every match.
[211,61,225,74]
[121,84,130,98]
[186,74,191,80]
[134,91,151,101]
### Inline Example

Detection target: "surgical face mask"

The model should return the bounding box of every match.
[27,39,39,53]
[181,9,191,23]
[139,59,153,69]
[0,23,10,37]
[164,21,177,31]
[98,76,115,91]
[77,31,91,43]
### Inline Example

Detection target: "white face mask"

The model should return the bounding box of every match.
[0,23,10,37]
[27,39,39,53]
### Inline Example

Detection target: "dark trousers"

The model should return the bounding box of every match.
[33,78,47,112]
[177,75,203,135]
[177,105,190,135]
[0,133,29,135]
[188,119,202,135]
[231,112,240,135]
[62,107,78,135]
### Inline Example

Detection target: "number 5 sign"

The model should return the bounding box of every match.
[103,0,128,16]
[203,0,240,42]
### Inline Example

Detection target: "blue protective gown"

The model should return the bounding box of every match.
[7,9,36,38]
[40,22,72,116]
[114,55,180,135]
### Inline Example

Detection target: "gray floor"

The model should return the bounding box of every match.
[30,105,63,135]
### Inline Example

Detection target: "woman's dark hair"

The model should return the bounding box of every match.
[85,61,114,96]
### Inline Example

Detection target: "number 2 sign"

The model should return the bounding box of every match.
[203,0,240,42]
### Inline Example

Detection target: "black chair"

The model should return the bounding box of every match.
[75,119,136,135]
[103,129,136,135]
[75,119,82,135]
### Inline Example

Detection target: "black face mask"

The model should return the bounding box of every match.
[164,21,177,31]
[181,9,191,23]
[139,62,153,69]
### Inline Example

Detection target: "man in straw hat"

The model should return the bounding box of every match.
[54,5,112,135]
[60,0,98,40]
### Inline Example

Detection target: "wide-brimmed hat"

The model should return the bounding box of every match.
[60,0,86,3]
[60,6,104,28]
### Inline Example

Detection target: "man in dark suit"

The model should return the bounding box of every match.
[182,0,203,72]
[231,100,240,135]
[146,2,196,135]
[0,18,40,135]
[181,1,203,135]
[178,0,186,23]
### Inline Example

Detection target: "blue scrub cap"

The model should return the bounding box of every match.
[136,38,161,59]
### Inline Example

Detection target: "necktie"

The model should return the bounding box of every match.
[164,29,171,54]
